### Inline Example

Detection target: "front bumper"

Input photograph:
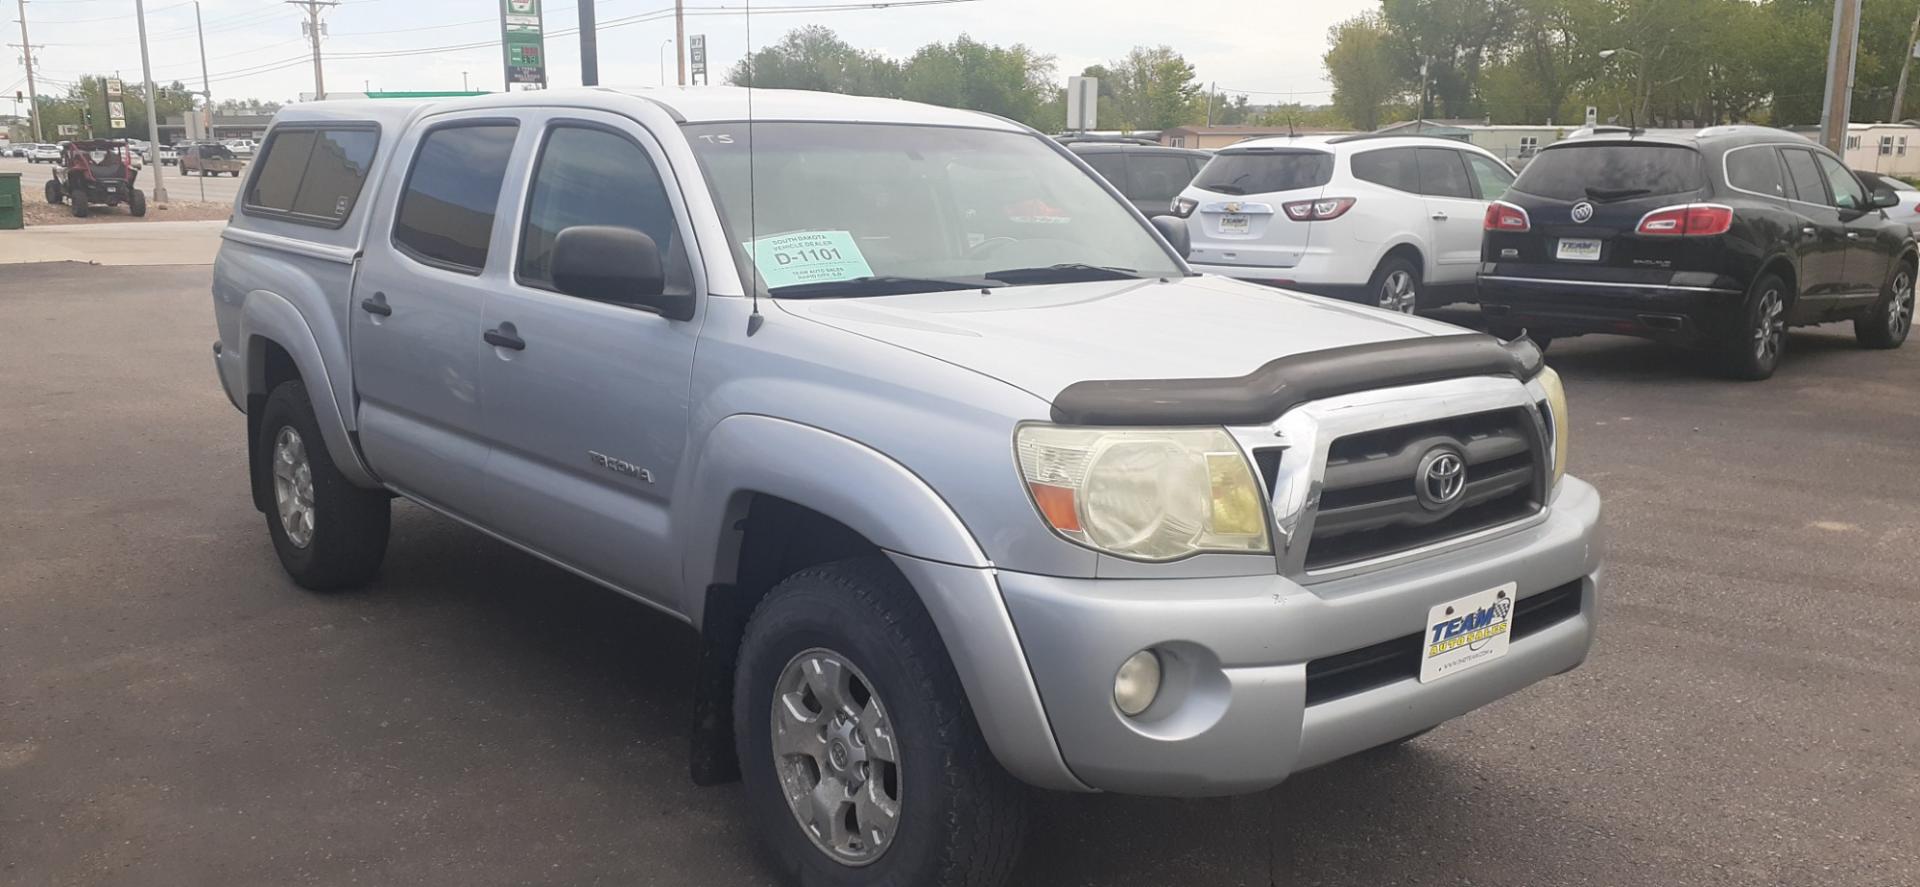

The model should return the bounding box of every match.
[993,476,1603,797]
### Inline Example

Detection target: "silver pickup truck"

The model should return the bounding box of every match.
[210,88,1602,887]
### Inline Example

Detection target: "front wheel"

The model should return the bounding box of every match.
[735,558,1028,887]
[45,178,62,205]
[1719,273,1789,380]
[256,380,391,590]
[70,192,89,218]
[1368,256,1422,315]
[128,189,147,217]
[1857,262,1914,349]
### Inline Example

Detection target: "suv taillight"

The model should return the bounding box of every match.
[1484,201,1531,232]
[1281,197,1355,221]
[1636,203,1733,236]
[1170,196,1198,218]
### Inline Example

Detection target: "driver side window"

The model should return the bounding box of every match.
[1814,152,1866,211]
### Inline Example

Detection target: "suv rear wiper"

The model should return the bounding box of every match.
[984,264,1143,285]
[769,276,986,299]
[1204,184,1247,195]
[1584,186,1652,201]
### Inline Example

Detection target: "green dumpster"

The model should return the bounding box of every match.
[0,172,22,230]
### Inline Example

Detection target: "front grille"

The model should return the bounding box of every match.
[1303,407,1544,572]
[1303,579,1584,706]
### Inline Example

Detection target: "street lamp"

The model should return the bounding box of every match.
[660,39,673,86]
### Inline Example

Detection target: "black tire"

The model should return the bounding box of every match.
[735,557,1028,887]
[44,178,62,205]
[1366,255,1422,315]
[1718,272,1789,380]
[128,189,147,217]
[1856,260,1914,349]
[70,192,89,218]
[256,380,390,590]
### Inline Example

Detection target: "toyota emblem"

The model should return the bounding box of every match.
[1416,448,1467,511]
[1571,201,1595,223]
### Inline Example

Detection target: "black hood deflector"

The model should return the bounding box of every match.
[1049,334,1545,426]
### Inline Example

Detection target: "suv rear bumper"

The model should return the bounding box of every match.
[1476,272,1746,343]
[990,476,1602,797]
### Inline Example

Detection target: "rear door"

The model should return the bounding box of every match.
[1778,147,1849,301]
[1416,147,1485,284]
[1185,147,1334,269]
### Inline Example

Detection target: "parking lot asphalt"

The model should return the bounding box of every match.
[3,262,1916,887]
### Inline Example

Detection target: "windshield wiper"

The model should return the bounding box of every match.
[984,264,1143,285]
[1584,186,1653,201]
[1205,184,1247,195]
[769,275,986,299]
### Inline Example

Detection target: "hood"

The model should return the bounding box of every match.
[774,275,1469,403]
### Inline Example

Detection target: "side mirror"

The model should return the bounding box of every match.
[1150,214,1192,259]
[1872,184,1902,209]
[551,225,692,320]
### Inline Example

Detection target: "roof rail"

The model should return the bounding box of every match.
[1054,134,1160,146]
[1326,131,1466,145]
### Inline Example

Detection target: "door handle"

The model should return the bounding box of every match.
[483,325,526,351]
[1431,211,1449,221]
[359,293,391,316]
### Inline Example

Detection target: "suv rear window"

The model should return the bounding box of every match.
[244,127,379,226]
[1512,144,1706,201]
[1192,150,1333,195]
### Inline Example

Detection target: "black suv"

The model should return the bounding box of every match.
[1477,125,1915,379]
[1063,138,1211,217]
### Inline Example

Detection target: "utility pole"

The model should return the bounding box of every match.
[1205,81,1216,126]
[1891,0,1920,122]
[579,0,598,86]
[135,0,168,204]
[675,0,685,85]
[288,0,337,101]
[13,0,40,141]
[194,1,212,140]
[1820,0,1863,154]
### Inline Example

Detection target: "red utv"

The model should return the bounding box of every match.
[46,139,148,218]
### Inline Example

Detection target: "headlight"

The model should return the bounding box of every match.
[1016,425,1269,561]
[1537,366,1570,489]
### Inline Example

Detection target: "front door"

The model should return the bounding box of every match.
[477,108,704,602]
[1778,147,1849,307]
[350,115,523,518]
[1417,147,1486,285]
[1815,152,1895,304]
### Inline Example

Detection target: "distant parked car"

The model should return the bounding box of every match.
[1063,139,1211,217]
[1477,125,1914,379]
[221,138,257,158]
[158,144,180,165]
[28,143,63,163]
[1171,134,1518,313]
[1854,170,1920,233]
[182,143,244,177]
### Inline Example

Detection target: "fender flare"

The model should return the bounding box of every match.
[239,290,380,489]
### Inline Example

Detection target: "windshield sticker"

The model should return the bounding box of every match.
[747,230,876,289]
[1004,198,1071,224]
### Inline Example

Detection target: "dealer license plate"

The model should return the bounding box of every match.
[1217,214,1250,234]
[1556,238,1602,261]
[1418,583,1517,683]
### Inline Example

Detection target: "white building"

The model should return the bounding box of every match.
[1372,119,1570,166]
[1825,123,1920,178]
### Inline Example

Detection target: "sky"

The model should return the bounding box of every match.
[4,0,1374,115]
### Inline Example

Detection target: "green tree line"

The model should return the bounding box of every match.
[12,76,198,141]
[1327,0,1920,130]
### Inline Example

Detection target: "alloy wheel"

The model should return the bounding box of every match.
[1753,288,1785,365]
[1379,270,1417,314]
[272,426,317,549]
[771,647,902,867]
[1891,269,1914,340]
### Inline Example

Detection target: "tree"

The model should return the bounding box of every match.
[1103,46,1202,132]
[726,25,900,97]
[33,76,194,139]
[1324,14,1408,130]
[1381,0,1518,118]
[900,35,1057,129]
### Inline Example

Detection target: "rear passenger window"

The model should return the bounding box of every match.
[1781,149,1827,204]
[244,126,379,226]
[1416,148,1473,198]
[392,124,518,273]
[518,126,682,291]
[1351,148,1420,193]
[1726,146,1787,198]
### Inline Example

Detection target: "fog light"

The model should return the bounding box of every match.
[1113,650,1162,717]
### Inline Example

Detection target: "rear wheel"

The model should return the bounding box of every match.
[1368,256,1421,315]
[44,178,62,205]
[256,380,391,590]
[735,558,1028,887]
[1856,262,1914,349]
[1719,273,1788,380]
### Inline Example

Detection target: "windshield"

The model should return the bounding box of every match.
[1512,144,1706,201]
[684,122,1185,297]
[1192,149,1335,195]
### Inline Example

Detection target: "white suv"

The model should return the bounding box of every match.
[1172,135,1517,313]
